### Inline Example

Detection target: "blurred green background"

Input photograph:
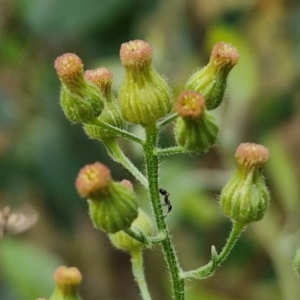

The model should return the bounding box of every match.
[1,0,300,299]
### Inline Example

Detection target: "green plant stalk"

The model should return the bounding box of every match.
[144,124,185,300]
[105,140,148,188]
[182,221,245,279]
[158,113,178,127]
[156,146,187,157]
[90,118,144,145]
[124,227,166,246]
[131,250,152,300]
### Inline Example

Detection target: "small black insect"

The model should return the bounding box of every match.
[159,188,172,218]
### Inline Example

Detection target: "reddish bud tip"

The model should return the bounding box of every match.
[54,53,84,83]
[120,179,133,190]
[210,42,239,69]
[175,91,205,119]
[53,266,82,288]
[235,143,269,169]
[85,67,113,91]
[120,40,152,68]
[75,162,111,198]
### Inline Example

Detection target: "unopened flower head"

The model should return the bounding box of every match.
[120,39,152,71]
[53,266,82,289]
[85,67,113,98]
[84,68,126,142]
[220,143,270,225]
[76,163,138,233]
[235,143,269,172]
[210,42,239,72]
[120,179,133,190]
[50,266,82,300]
[118,40,173,126]
[174,91,218,152]
[54,53,104,124]
[75,162,111,199]
[175,91,205,119]
[185,42,239,110]
[54,53,84,86]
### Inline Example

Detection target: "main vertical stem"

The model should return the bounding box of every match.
[144,124,185,300]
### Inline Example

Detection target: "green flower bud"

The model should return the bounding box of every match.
[54,53,104,123]
[49,266,82,300]
[83,68,126,142]
[174,91,219,152]
[185,42,239,110]
[118,40,173,126]
[293,248,300,277]
[109,208,154,253]
[220,143,270,225]
[75,162,138,233]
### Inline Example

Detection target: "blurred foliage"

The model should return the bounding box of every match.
[1,0,300,299]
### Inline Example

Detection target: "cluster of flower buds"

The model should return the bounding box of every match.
[54,53,104,124]
[75,162,138,233]
[54,40,238,145]
[220,143,270,225]
[54,41,271,273]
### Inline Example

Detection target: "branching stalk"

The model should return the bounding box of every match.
[181,222,245,279]
[131,250,152,300]
[105,140,148,188]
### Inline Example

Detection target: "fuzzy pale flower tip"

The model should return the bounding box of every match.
[54,266,82,287]
[176,91,205,119]
[54,53,84,82]
[120,40,152,67]
[210,42,239,67]
[75,162,111,198]
[85,67,113,89]
[120,179,133,190]
[235,143,269,168]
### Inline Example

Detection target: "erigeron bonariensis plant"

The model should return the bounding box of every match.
[52,40,270,300]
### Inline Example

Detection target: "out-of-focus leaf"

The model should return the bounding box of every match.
[186,284,235,300]
[0,238,63,300]
[17,0,136,39]
[263,133,300,214]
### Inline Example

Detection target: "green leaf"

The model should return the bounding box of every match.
[0,238,63,300]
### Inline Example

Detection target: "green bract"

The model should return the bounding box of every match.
[88,181,138,234]
[109,209,154,252]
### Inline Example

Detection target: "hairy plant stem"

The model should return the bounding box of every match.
[131,250,152,300]
[90,118,144,145]
[105,140,148,188]
[144,124,185,300]
[158,113,178,127]
[156,146,187,157]
[181,222,245,279]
